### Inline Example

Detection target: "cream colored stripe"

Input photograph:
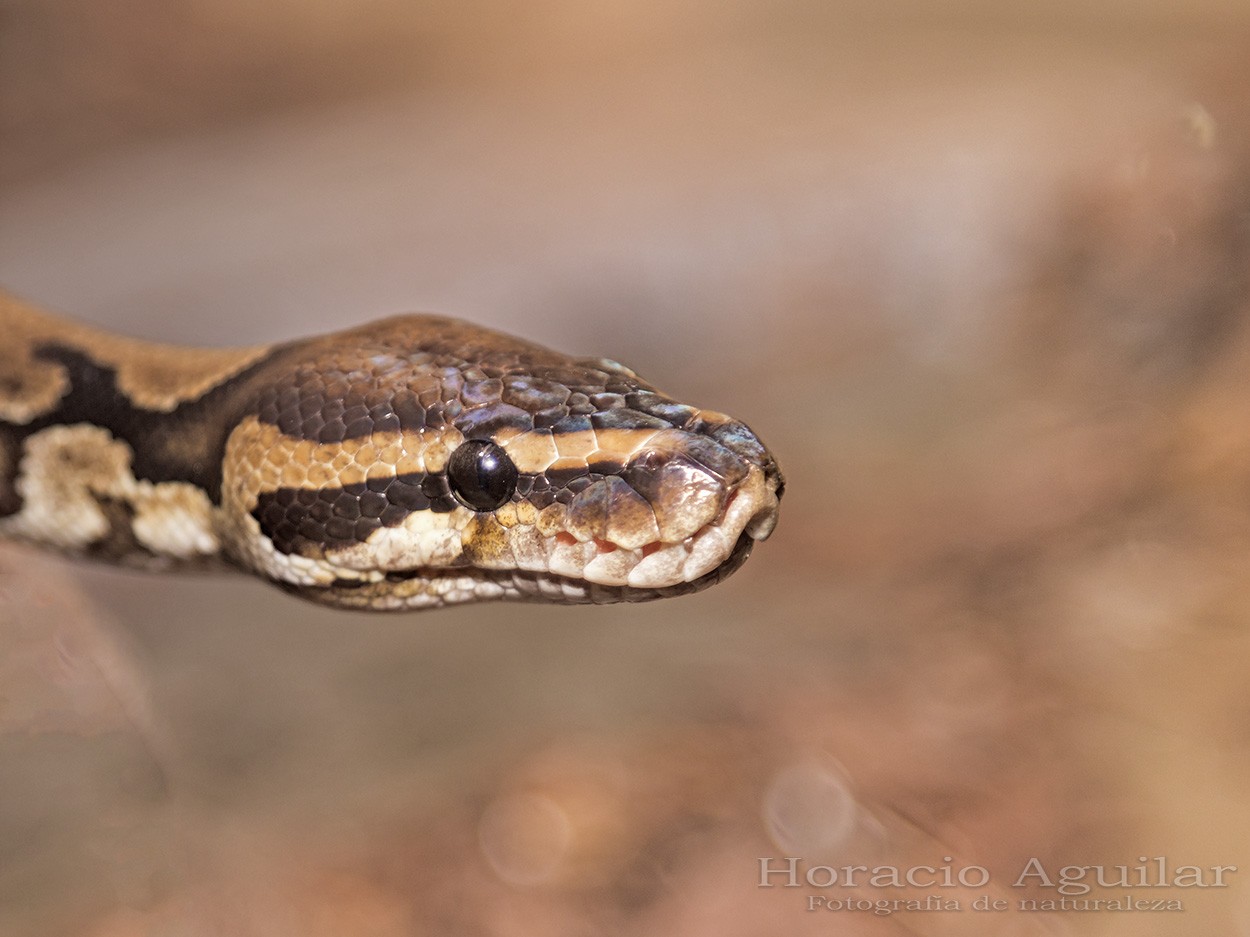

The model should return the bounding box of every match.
[223,418,677,511]
[223,418,464,511]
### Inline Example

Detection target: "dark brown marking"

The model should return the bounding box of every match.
[533,407,567,429]
[585,456,626,476]
[242,316,699,444]
[590,408,672,431]
[15,343,296,502]
[455,402,532,437]
[550,413,593,434]
[248,457,594,556]
[502,377,570,410]
[672,434,750,486]
[87,496,151,562]
[624,393,698,428]
[566,479,613,538]
[252,471,459,556]
[0,425,21,516]
[545,463,594,488]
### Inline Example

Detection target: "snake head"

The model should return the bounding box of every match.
[220,315,783,610]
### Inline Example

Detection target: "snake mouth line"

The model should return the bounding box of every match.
[326,461,779,597]
[545,481,777,589]
[317,531,757,608]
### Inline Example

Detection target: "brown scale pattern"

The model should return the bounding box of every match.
[254,474,457,556]
[235,318,779,560]
[2,299,783,608]
[254,317,705,445]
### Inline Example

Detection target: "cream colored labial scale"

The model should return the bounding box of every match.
[497,464,772,588]
[0,424,220,560]
[331,571,517,611]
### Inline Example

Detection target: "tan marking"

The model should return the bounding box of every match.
[565,479,612,542]
[692,408,734,426]
[536,503,566,537]
[0,291,271,420]
[500,427,665,473]
[553,430,598,461]
[0,352,69,424]
[325,508,472,572]
[2,426,124,547]
[546,456,586,476]
[0,424,219,559]
[224,420,678,521]
[589,428,666,460]
[221,417,467,511]
[515,501,539,526]
[421,434,457,473]
[601,481,661,550]
[499,430,559,474]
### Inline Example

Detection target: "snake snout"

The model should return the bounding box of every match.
[551,419,780,589]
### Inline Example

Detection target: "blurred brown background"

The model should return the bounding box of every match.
[4,2,1250,935]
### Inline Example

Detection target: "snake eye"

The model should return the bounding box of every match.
[447,439,518,512]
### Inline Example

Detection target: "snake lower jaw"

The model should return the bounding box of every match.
[294,531,760,611]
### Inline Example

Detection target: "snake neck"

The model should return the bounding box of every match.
[0,291,274,567]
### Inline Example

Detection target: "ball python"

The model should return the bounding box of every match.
[0,291,783,610]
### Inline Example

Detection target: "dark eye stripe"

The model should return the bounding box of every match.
[251,454,653,557]
[0,429,20,517]
[253,468,568,556]
[253,472,458,556]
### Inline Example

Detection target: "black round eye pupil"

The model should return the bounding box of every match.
[447,440,518,512]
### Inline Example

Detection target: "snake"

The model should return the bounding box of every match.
[0,290,783,611]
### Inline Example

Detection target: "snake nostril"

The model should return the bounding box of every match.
[767,460,786,501]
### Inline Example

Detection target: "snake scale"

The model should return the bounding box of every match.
[0,291,782,610]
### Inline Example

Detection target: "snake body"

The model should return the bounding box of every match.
[0,291,782,610]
